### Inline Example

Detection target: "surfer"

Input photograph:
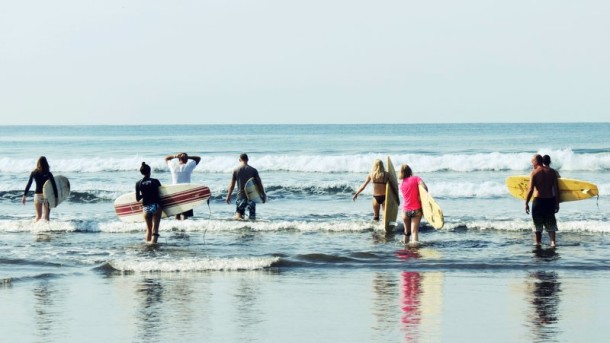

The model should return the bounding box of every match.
[22,156,58,222]
[226,153,266,220]
[353,159,388,221]
[398,164,427,243]
[165,152,201,220]
[136,162,162,244]
[525,154,560,247]
[542,155,561,178]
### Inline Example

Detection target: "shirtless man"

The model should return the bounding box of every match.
[525,154,560,247]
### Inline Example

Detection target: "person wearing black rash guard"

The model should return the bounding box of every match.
[135,162,162,244]
[22,156,58,222]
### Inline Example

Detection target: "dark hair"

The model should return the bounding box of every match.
[542,155,551,166]
[35,156,50,173]
[534,154,543,165]
[140,162,151,175]
[239,153,249,162]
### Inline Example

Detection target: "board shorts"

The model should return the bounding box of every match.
[404,209,423,218]
[532,198,558,232]
[143,203,161,215]
[33,193,47,206]
[373,195,386,205]
[236,197,256,219]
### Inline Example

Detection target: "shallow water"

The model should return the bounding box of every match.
[1,124,609,342]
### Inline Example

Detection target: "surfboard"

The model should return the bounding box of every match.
[114,184,212,222]
[506,176,598,202]
[244,177,264,203]
[418,184,444,229]
[43,175,70,208]
[383,156,400,232]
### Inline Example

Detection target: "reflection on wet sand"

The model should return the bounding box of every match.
[135,278,164,342]
[33,280,63,343]
[527,271,561,342]
[372,247,443,343]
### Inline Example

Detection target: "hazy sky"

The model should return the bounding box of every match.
[1,0,608,125]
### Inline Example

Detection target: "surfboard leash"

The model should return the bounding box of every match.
[202,198,211,244]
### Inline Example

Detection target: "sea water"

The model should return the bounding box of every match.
[0,123,609,342]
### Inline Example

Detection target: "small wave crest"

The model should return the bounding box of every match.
[105,256,280,273]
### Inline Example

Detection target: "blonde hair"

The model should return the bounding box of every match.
[370,159,385,181]
[399,164,413,180]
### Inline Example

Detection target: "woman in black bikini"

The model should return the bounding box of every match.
[353,159,388,221]
[22,156,58,222]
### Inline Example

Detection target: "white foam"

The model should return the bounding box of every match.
[2,149,609,174]
[109,256,280,272]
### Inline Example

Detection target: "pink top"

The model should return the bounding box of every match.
[400,176,422,211]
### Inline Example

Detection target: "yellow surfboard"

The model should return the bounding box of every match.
[383,156,400,232]
[419,184,444,229]
[506,175,598,202]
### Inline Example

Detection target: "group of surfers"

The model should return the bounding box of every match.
[22,153,559,246]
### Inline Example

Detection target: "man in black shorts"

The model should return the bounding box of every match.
[525,154,560,247]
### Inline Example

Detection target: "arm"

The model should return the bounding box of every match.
[189,155,201,165]
[352,175,371,201]
[554,174,560,213]
[135,181,143,202]
[22,172,34,205]
[525,174,535,214]
[419,180,428,192]
[226,178,236,204]
[165,154,178,162]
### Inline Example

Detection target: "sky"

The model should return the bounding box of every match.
[1,0,608,125]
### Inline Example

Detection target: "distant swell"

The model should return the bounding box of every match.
[1,149,609,173]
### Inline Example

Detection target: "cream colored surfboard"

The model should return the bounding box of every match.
[506,175,598,202]
[244,177,264,203]
[43,175,71,208]
[383,156,400,232]
[418,184,444,229]
[114,184,212,222]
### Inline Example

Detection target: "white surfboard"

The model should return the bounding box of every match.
[43,175,70,208]
[114,184,212,222]
[244,177,264,203]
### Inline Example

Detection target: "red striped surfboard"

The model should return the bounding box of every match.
[114,184,212,222]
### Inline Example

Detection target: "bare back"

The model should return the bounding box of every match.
[371,172,387,196]
[530,167,558,199]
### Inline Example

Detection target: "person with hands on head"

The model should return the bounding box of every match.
[165,152,201,220]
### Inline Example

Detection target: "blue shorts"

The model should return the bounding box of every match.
[143,203,161,215]
[236,197,256,219]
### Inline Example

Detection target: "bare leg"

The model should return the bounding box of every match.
[402,213,411,243]
[151,209,162,244]
[144,213,153,242]
[549,231,556,247]
[534,232,542,246]
[410,215,422,243]
[372,198,380,221]
[42,202,51,222]
[34,201,43,222]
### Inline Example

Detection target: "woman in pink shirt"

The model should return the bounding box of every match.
[399,164,427,243]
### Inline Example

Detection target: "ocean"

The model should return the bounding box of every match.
[1,123,609,342]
